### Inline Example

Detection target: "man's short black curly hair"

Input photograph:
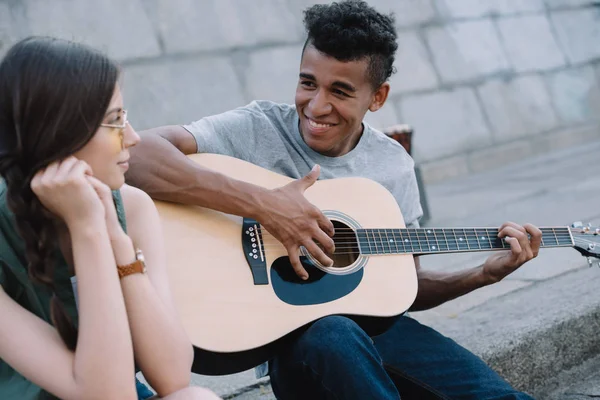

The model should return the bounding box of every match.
[302,0,398,89]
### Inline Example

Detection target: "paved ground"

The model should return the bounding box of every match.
[537,354,600,399]
[140,138,600,399]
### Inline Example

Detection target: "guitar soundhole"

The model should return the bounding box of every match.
[328,220,360,268]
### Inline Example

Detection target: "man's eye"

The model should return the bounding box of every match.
[301,81,315,87]
[333,89,348,97]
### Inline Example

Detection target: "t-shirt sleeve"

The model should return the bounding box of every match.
[398,162,423,229]
[181,105,265,162]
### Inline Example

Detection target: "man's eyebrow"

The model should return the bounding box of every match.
[299,73,357,93]
[299,72,315,80]
[331,81,356,93]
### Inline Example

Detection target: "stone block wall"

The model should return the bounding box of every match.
[1,0,599,183]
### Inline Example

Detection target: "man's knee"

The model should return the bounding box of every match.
[298,316,372,360]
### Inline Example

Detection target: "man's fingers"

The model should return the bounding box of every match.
[316,211,335,237]
[287,246,309,280]
[499,224,537,260]
[303,239,334,268]
[314,229,336,255]
[523,223,542,257]
[504,236,522,258]
[298,164,320,191]
[499,221,526,234]
[499,226,525,259]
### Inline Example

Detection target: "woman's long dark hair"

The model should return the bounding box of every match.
[0,37,119,350]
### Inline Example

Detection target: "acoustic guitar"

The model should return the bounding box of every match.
[154,153,600,376]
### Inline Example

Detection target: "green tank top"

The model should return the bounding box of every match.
[0,181,128,399]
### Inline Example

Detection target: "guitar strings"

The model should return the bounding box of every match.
[252,237,579,254]
[237,226,593,256]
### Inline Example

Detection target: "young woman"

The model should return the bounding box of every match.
[0,37,219,400]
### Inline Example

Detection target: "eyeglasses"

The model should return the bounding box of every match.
[100,109,128,149]
[100,109,128,130]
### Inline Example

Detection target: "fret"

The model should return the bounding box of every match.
[475,229,492,250]
[376,229,387,254]
[558,228,574,245]
[386,229,396,254]
[440,228,450,252]
[356,229,370,255]
[356,229,373,254]
[383,229,393,254]
[370,229,380,254]
[540,231,545,247]
[387,229,398,254]
[446,229,459,251]
[408,228,423,253]
[455,229,468,251]
[550,228,573,246]
[547,228,559,246]
[465,228,479,250]
[424,229,440,253]
[390,229,405,254]
[486,228,503,249]
[417,229,427,253]
[400,229,414,254]
[433,229,447,252]
[483,228,494,249]
[419,229,431,253]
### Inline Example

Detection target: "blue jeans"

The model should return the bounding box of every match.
[136,377,155,400]
[269,315,535,400]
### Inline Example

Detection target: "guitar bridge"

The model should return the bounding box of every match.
[242,218,268,285]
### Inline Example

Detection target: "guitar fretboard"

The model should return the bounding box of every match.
[356,227,573,255]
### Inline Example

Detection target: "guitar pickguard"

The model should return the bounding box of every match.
[271,256,363,305]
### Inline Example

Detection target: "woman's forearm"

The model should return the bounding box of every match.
[120,274,193,396]
[113,234,193,396]
[68,220,136,398]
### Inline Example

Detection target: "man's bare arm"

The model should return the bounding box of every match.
[125,126,335,279]
[126,125,265,216]
[409,223,542,311]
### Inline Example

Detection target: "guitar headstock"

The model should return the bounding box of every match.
[571,221,600,265]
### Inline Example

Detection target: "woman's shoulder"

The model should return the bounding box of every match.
[118,185,157,234]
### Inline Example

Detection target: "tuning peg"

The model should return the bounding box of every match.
[572,221,583,228]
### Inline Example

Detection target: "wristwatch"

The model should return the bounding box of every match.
[117,248,147,279]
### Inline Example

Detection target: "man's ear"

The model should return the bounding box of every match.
[369,82,390,112]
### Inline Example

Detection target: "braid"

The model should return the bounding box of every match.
[0,36,120,352]
[3,166,78,350]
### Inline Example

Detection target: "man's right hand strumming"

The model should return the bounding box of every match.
[256,165,335,280]
[126,126,336,280]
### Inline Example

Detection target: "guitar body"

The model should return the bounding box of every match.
[155,154,418,375]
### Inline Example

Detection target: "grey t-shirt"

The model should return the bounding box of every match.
[182,100,423,378]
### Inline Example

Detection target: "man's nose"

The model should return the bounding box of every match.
[308,89,333,116]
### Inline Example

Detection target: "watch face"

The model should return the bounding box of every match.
[136,249,145,263]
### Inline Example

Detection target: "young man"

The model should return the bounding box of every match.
[126,1,540,398]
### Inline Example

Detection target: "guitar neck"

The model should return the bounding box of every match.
[356,227,574,256]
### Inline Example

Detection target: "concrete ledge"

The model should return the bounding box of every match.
[419,123,600,184]
[417,265,600,396]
